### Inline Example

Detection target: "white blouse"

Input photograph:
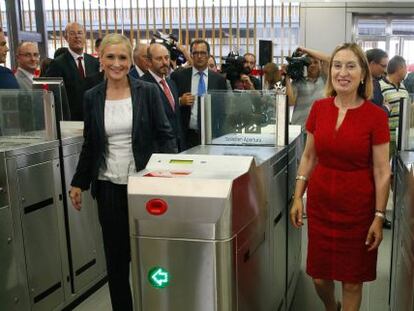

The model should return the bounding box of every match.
[98,97,136,185]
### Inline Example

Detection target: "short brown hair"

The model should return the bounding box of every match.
[325,43,373,100]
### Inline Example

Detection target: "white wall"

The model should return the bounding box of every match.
[300,2,414,54]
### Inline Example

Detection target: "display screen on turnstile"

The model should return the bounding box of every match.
[169,159,194,164]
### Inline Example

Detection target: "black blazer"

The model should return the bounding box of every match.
[45,51,100,121]
[141,72,186,151]
[170,67,227,131]
[0,66,19,89]
[71,77,177,197]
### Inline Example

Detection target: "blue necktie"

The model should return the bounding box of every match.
[198,71,206,96]
[197,71,206,131]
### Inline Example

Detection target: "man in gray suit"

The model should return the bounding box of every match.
[15,42,39,90]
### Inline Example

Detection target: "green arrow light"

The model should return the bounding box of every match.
[148,267,170,288]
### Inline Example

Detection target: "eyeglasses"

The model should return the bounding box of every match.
[19,53,40,58]
[68,31,84,37]
[192,51,208,57]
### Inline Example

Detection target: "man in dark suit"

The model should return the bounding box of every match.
[170,39,227,148]
[129,44,149,79]
[141,43,185,151]
[0,27,19,89]
[45,22,100,120]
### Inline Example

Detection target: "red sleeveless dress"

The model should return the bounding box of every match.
[305,97,390,282]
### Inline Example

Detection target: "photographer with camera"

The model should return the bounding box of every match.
[221,51,255,90]
[288,47,329,127]
[152,31,192,71]
[243,52,262,90]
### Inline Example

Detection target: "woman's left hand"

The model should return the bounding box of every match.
[365,218,384,251]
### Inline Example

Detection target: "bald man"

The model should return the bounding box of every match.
[45,22,99,120]
[141,43,185,150]
[129,44,149,79]
[15,42,39,90]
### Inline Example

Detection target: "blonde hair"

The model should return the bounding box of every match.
[99,33,132,62]
[325,42,373,100]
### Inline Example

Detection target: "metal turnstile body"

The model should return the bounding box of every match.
[390,152,414,311]
[128,146,288,311]
[0,140,67,311]
[60,134,106,299]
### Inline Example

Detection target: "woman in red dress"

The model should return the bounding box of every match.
[290,43,391,311]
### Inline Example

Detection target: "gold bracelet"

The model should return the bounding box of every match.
[296,175,308,182]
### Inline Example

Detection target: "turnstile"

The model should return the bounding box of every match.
[0,139,66,311]
[128,146,289,311]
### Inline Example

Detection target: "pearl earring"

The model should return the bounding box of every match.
[361,79,364,85]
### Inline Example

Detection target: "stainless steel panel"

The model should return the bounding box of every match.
[134,237,235,311]
[0,157,8,207]
[392,221,414,311]
[272,210,287,311]
[17,161,56,209]
[18,162,65,310]
[63,151,100,293]
[0,206,30,311]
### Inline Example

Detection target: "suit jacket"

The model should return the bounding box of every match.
[129,66,146,80]
[141,72,186,151]
[0,66,20,89]
[15,68,33,90]
[71,77,176,197]
[170,67,227,133]
[45,51,100,121]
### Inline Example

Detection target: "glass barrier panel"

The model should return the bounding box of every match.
[204,90,286,146]
[405,93,414,150]
[0,90,56,148]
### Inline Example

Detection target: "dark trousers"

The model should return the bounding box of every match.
[96,180,133,311]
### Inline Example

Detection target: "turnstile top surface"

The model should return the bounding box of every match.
[0,137,59,158]
[60,121,84,146]
[128,153,265,240]
[183,145,285,166]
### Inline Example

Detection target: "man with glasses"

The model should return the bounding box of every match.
[0,27,19,89]
[15,42,40,90]
[366,48,389,110]
[171,39,227,148]
[46,22,99,120]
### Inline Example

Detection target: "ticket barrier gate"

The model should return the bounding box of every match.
[128,154,270,311]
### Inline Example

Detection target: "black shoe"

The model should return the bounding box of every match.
[383,218,392,229]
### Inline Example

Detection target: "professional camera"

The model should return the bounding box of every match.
[152,31,187,66]
[221,51,250,89]
[285,49,311,81]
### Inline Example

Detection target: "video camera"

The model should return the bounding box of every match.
[285,49,311,81]
[221,51,251,89]
[152,31,187,66]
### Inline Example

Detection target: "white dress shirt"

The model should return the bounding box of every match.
[68,48,86,75]
[135,65,145,78]
[98,97,135,185]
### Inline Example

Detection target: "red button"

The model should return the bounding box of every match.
[146,199,168,216]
